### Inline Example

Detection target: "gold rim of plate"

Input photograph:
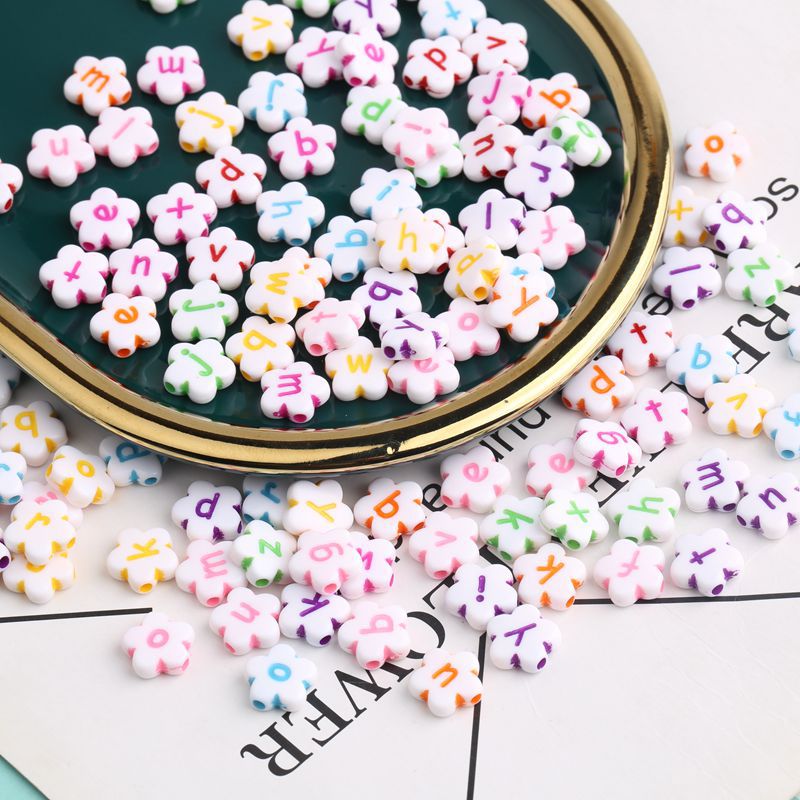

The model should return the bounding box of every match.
[0,0,673,475]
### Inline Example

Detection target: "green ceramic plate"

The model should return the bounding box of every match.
[0,0,671,473]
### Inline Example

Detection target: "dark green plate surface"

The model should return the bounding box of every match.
[0,0,623,429]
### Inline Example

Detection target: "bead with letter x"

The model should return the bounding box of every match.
[167,197,193,219]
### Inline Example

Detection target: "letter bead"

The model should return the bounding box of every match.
[352,268,421,328]
[380,311,448,361]
[146,182,218,246]
[663,185,711,247]
[295,297,366,356]
[27,125,96,188]
[704,373,776,438]
[0,161,23,213]
[440,446,511,513]
[670,528,743,596]
[284,480,353,536]
[109,239,178,301]
[479,494,550,563]
[540,489,608,551]
[107,528,178,593]
[702,191,767,254]
[238,71,307,134]
[122,612,194,678]
[409,649,482,717]
[268,117,337,180]
[279,582,352,646]
[764,393,800,461]
[387,347,460,405]
[684,121,749,182]
[89,294,161,358]
[353,478,426,541]
[526,438,596,498]
[461,115,524,182]
[289,528,364,594]
[620,388,692,454]
[171,480,243,543]
[169,281,239,343]
[242,476,288,527]
[333,0,401,35]
[337,602,411,669]
[462,18,528,73]
[136,45,205,105]
[196,146,266,208]
[0,451,27,506]
[175,91,244,155]
[680,448,749,513]
[63,56,131,117]
[3,552,75,604]
[487,604,561,672]
[736,473,800,540]
[164,340,237,405]
[225,317,295,382]
[605,477,680,544]
[665,334,738,398]
[339,532,396,599]
[260,362,332,423]
[651,246,721,310]
[285,27,345,88]
[408,511,480,579]
[444,563,517,631]
[324,337,392,401]
[89,107,159,169]
[39,245,108,309]
[522,72,590,129]
[247,644,316,711]
[315,217,380,282]
[232,520,296,587]
[46,445,115,508]
[176,540,247,606]
[227,1,295,61]
[382,106,452,169]
[209,587,281,655]
[337,29,400,88]
[0,400,68,468]
[419,0,487,42]
[256,182,325,245]
[466,68,529,124]
[187,227,255,291]
[99,435,164,487]
[561,355,634,420]
[459,188,526,251]
[403,36,473,99]
[549,113,611,167]
[726,243,793,307]
[444,235,504,301]
[487,271,558,343]
[593,539,665,607]
[504,144,574,211]
[573,418,642,478]
[342,84,407,145]
[514,542,586,610]
[606,311,675,376]
[517,205,587,270]
[436,297,500,360]
[13,482,83,527]
[351,167,423,222]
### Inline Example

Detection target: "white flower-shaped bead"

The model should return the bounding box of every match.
[99,215,161,284]
[353,478,425,540]
[409,649,482,717]
[444,236,504,301]
[260,362,331,423]
[3,553,75,604]
[256,182,324,245]
[594,539,665,607]
[337,29,400,88]
[736,473,800,540]
[342,84,407,144]
[238,71,307,133]
[461,115,524,182]
[39,245,108,309]
[514,542,586,610]
[13,483,82,528]
[705,374,775,438]
[285,27,344,88]
[295,297,365,357]
[289,528,363,594]
[99,435,164,487]
[352,268,421,328]
[504,144,574,211]
[462,18,528,72]
[666,334,738,398]
[0,450,26,505]
[726,244,793,307]
[522,72,590,129]
[89,294,160,357]
[232,520,296,587]
[225,317,295,381]
[606,311,675,376]
[107,528,178,593]
[388,347,460,404]
[540,489,608,551]
[176,540,247,606]
[89,107,159,168]
[651,246,720,310]
[164,340,237,404]
[0,160,23,213]
[487,271,558,343]
[550,113,611,167]
[764,394,800,461]
[0,543,9,572]
[419,0,487,41]
[436,297,500,361]
[136,45,205,105]
[670,528,743,596]
[466,68,528,124]
[315,217,380,282]
[375,208,445,274]
[351,167,423,222]
[680,448,749,513]
[268,117,336,179]
[526,438,595,498]
[487,604,561,672]
[63,56,131,116]
[175,91,244,154]
[517,205,586,270]
[209,587,281,654]
[337,602,411,668]
[325,337,391,401]
[0,401,67,468]
[187,227,255,290]
[0,355,20,409]
[620,389,692,454]
[702,191,767,254]
[479,495,550,562]
[228,1,295,60]
[284,480,352,535]
[403,128,464,188]
[402,36,473,99]
[122,612,194,678]
[573,418,642,478]
[444,563,517,630]
[605,477,680,544]
[663,185,712,248]
[459,189,525,251]
[279,582,352,646]
[171,480,242,543]
[382,106,451,169]
[440,446,510,513]
[339,532,396,599]
[3,500,75,566]
[109,239,178,301]
[247,644,316,712]
[408,511,479,579]
[169,280,239,342]
[46,445,114,508]
[242,476,288,526]
[379,311,448,361]
[684,121,749,182]
[146,183,217,245]
[195,146,266,208]
[333,0,400,35]
[561,355,634,420]
[27,126,96,187]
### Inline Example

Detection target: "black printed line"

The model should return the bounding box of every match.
[0,607,151,624]
[575,591,800,606]
[466,633,487,800]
